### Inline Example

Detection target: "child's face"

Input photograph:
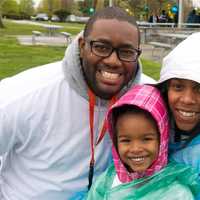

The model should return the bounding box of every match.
[168,78,200,131]
[116,113,159,173]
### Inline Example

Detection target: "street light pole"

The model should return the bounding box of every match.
[109,0,113,7]
[178,0,183,28]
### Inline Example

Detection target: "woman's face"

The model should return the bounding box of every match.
[168,78,200,131]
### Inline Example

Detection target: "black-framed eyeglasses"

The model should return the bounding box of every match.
[88,40,141,62]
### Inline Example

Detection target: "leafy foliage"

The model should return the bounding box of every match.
[2,0,19,19]
[54,9,70,22]
[19,0,34,19]
[2,0,34,19]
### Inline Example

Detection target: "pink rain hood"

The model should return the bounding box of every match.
[107,84,169,183]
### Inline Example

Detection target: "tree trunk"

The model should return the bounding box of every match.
[0,14,4,28]
[0,0,5,28]
[95,0,104,11]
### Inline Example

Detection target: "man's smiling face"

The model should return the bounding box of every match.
[79,19,139,99]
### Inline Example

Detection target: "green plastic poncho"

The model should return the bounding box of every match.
[87,162,200,200]
[87,85,200,200]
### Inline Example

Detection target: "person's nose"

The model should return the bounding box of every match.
[129,141,143,153]
[180,88,196,105]
[103,50,122,67]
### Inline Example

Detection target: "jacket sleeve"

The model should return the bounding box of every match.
[0,108,17,155]
[170,142,200,174]
[170,144,200,200]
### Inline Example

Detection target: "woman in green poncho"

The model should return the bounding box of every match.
[86,84,200,200]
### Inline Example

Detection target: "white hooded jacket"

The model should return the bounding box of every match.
[0,33,155,200]
[158,32,200,85]
[158,32,200,182]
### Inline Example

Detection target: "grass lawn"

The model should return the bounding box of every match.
[141,59,161,80]
[0,36,65,79]
[0,19,161,80]
[0,19,84,36]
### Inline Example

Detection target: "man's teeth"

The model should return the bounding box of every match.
[101,71,119,80]
[179,110,195,117]
[131,157,144,162]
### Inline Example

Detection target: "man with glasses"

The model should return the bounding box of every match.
[0,6,155,200]
[86,40,141,62]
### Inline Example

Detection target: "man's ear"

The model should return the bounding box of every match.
[79,37,85,59]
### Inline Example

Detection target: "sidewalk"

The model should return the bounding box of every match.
[17,35,69,46]
[17,35,170,63]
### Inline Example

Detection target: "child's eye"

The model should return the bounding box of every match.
[143,137,154,142]
[118,138,130,143]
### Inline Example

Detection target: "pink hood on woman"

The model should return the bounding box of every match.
[107,84,169,183]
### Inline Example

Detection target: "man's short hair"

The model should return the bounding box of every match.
[83,6,140,43]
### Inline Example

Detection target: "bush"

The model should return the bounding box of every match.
[54,9,70,22]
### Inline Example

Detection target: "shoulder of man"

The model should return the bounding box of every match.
[140,73,157,84]
[0,61,64,107]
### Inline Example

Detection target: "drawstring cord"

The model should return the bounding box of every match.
[87,89,116,190]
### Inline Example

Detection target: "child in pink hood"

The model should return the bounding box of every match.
[86,84,200,200]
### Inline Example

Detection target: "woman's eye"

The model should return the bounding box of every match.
[170,83,183,91]
[195,85,200,94]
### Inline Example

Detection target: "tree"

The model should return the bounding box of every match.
[19,0,34,19]
[47,0,54,15]
[54,9,70,21]
[2,0,19,19]
[37,0,53,15]
[0,15,3,28]
[37,0,73,17]
[94,0,104,11]
[70,1,82,16]
[60,0,73,10]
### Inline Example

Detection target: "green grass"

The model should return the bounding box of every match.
[0,36,65,79]
[0,19,161,80]
[141,59,161,80]
[0,20,84,79]
[0,20,84,36]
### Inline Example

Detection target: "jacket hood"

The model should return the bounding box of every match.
[158,32,200,84]
[62,31,143,101]
[107,84,169,183]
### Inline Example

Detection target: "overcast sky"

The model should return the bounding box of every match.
[193,0,200,8]
[33,0,40,7]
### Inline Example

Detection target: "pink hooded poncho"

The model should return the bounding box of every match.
[107,84,169,183]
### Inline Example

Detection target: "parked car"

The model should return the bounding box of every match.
[35,13,48,21]
[51,15,60,22]
[66,15,89,23]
